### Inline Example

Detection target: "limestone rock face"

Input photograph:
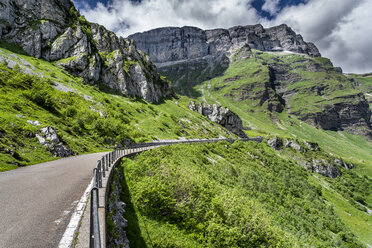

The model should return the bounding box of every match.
[0,0,172,102]
[188,101,247,138]
[301,93,372,137]
[129,24,320,64]
[130,26,209,63]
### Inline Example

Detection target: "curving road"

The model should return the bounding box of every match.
[0,152,107,248]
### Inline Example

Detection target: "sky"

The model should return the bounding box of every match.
[73,0,372,74]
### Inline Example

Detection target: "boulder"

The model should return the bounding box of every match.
[188,101,247,138]
[36,126,73,157]
[334,159,354,170]
[267,136,283,150]
[312,159,341,178]
[27,120,41,126]
[303,141,319,151]
[284,139,303,152]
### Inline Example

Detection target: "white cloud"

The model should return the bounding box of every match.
[269,0,372,73]
[80,0,372,73]
[81,0,260,37]
[262,0,281,15]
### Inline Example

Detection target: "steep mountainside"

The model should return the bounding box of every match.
[0,45,235,171]
[0,0,171,102]
[0,1,371,246]
[129,25,372,138]
[211,49,371,137]
[129,24,320,94]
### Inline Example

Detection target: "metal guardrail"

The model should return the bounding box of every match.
[89,137,262,248]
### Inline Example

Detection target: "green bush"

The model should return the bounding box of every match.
[64,106,77,117]
[29,85,57,112]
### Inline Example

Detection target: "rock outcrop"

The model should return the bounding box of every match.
[304,159,341,178]
[302,94,372,137]
[0,0,172,102]
[267,137,343,178]
[107,168,130,248]
[35,126,73,157]
[187,101,247,138]
[266,61,372,137]
[129,24,320,94]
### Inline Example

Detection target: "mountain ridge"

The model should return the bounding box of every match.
[129,25,372,138]
[128,24,321,63]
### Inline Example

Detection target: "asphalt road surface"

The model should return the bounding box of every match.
[0,152,107,248]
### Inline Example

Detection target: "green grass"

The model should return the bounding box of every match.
[0,46,235,171]
[120,141,368,247]
[308,175,372,247]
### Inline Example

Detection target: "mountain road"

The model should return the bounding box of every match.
[0,152,107,248]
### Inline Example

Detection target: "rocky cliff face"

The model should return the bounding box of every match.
[264,57,372,137]
[187,101,247,138]
[129,24,320,96]
[129,24,320,63]
[0,0,172,102]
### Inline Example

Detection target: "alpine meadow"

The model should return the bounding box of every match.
[0,0,371,248]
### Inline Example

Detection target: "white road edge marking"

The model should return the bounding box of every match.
[58,178,93,248]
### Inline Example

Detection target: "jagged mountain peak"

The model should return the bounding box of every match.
[0,0,172,102]
[128,23,320,65]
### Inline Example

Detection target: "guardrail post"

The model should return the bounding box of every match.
[97,162,102,188]
[90,187,101,248]
[105,154,110,169]
[100,160,106,178]
[93,168,98,188]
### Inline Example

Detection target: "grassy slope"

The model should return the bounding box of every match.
[192,50,372,177]
[0,45,235,171]
[348,74,372,111]
[177,51,372,246]
[119,141,371,247]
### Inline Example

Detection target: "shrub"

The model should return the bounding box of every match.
[64,106,77,117]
